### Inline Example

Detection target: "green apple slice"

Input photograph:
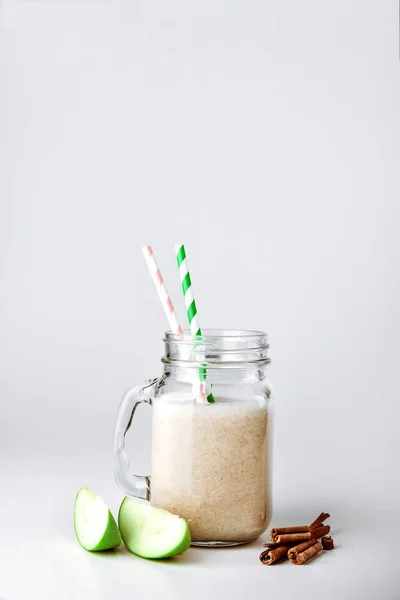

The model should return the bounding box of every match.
[74,488,122,551]
[118,497,191,559]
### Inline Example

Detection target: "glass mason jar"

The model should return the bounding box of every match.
[113,329,273,547]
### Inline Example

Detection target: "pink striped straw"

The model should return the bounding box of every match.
[141,246,183,336]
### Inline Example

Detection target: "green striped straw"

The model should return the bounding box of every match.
[175,244,215,404]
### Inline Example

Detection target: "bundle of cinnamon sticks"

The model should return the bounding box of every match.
[259,512,334,566]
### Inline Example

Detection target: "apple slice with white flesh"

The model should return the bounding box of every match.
[74,488,122,551]
[118,497,191,559]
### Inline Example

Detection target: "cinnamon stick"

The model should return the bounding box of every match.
[271,525,330,545]
[270,512,330,544]
[322,536,334,550]
[260,545,292,565]
[270,525,309,538]
[271,531,314,544]
[288,539,323,565]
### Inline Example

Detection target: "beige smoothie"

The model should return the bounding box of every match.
[151,397,271,543]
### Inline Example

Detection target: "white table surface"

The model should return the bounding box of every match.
[1,452,399,600]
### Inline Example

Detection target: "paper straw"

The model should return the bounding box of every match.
[141,246,183,335]
[175,244,215,404]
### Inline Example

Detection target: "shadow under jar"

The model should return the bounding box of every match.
[113,329,274,547]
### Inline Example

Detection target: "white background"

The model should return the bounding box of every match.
[1,1,399,599]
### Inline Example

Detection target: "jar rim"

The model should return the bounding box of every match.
[163,329,270,367]
[164,329,267,341]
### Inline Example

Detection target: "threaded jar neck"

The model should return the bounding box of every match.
[162,329,270,370]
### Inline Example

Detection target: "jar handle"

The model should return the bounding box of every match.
[113,378,158,500]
